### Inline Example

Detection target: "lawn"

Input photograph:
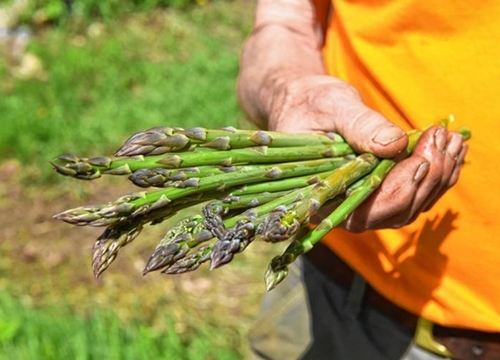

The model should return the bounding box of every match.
[0,1,280,358]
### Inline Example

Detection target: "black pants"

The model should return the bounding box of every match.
[248,256,425,360]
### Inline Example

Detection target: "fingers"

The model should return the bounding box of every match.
[378,127,448,227]
[343,155,430,232]
[342,126,467,232]
[421,134,468,212]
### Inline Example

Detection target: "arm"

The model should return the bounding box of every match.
[237,0,407,157]
[237,0,327,129]
[237,0,467,231]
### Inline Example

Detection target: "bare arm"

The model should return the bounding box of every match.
[236,0,467,231]
[237,0,408,157]
[237,0,326,128]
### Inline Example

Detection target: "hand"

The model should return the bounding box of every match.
[269,75,408,157]
[268,75,468,231]
[343,125,468,232]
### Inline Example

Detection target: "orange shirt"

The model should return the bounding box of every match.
[319,0,500,331]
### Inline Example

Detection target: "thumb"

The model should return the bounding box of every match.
[334,102,408,158]
[269,76,408,158]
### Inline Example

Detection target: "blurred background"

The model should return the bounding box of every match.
[0,0,282,358]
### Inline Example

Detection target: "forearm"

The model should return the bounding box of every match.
[237,0,327,129]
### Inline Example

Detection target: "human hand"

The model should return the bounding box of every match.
[268,75,468,231]
[343,125,468,232]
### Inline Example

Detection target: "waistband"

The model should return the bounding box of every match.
[304,242,500,360]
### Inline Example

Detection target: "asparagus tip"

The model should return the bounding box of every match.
[210,251,233,270]
[264,263,288,291]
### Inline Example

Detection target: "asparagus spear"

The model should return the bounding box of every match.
[264,159,393,290]
[229,168,345,196]
[142,215,213,274]
[144,183,323,274]
[54,158,352,227]
[92,221,144,278]
[259,153,379,243]
[51,144,354,180]
[128,166,236,188]
[127,161,352,190]
[115,126,346,156]
[209,219,256,269]
[162,245,214,274]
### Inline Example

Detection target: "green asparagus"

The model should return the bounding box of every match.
[51,119,471,291]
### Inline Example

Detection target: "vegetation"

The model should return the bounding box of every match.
[16,0,211,25]
[0,289,239,359]
[0,1,260,359]
[0,0,249,182]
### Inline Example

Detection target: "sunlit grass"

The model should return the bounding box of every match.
[0,289,240,360]
[0,2,251,182]
[0,2,263,359]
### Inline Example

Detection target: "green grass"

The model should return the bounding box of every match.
[18,0,207,25]
[0,1,251,182]
[0,2,259,359]
[0,289,240,360]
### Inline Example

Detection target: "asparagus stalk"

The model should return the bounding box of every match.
[51,144,353,180]
[114,126,346,156]
[229,169,343,196]
[128,166,229,188]
[143,215,213,274]
[209,219,256,269]
[259,153,379,243]
[128,159,352,189]
[264,159,394,290]
[144,183,324,274]
[92,221,144,278]
[54,158,353,227]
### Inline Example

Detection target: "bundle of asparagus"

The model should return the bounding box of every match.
[52,120,470,290]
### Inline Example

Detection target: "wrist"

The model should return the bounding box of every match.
[238,22,326,129]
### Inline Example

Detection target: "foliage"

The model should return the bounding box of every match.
[0,2,249,183]
[17,0,215,25]
[0,2,256,358]
[0,289,240,359]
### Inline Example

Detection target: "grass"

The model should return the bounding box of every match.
[0,1,251,182]
[0,289,240,360]
[0,1,275,359]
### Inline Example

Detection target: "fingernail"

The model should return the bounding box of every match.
[434,128,447,152]
[372,128,406,146]
[447,133,463,160]
[413,162,430,183]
